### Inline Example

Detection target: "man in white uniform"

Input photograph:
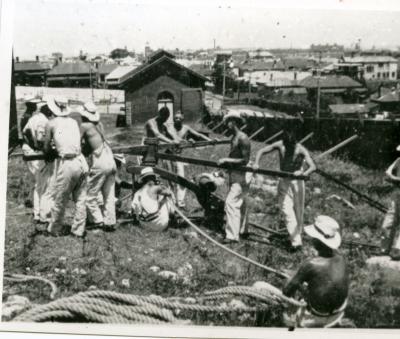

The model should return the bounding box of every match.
[43,97,89,237]
[80,102,117,232]
[131,167,175,231]
[22,100,51,223]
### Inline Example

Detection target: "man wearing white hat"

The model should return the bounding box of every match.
[80,102,117,232]
[22,101,54,223]
[43,97,89,237]
[131,167,175,232]
[283,215,349,328]
[218,111,251,244]
[380,145,400,260]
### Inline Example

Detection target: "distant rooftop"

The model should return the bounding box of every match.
[300,75,363,89]
[343,56,397,63]
[14,62,51,72]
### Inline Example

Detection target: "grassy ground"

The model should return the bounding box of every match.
[3,114,400,327]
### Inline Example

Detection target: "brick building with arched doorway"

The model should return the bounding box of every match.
[119,50,208,125]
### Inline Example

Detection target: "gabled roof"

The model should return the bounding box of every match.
[147,49,175,64]
[120,55,208,88]
[14,62,51,72]
[105,65,138,83]
[328,104,375,114]
[47,62,94,76]
[372,90,400,103]
[97,63,119,75]
[300,75,362,89]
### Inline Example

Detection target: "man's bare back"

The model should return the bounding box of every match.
[284,252,349,314]
[81,122,104,153]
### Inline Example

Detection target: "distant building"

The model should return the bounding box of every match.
[14,59,51,86]
[96,63,119,88]
[119,50,207,125]
[247,49,274,61]
[371,89,400,112]
[341,56,398,81]
[105,65,139,88]
[46,62,96,88]
[328,103,379,118]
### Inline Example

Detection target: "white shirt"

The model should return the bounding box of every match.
[23,112,48,147]
[49,116,81,157]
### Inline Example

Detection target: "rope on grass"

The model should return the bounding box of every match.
[14,286,293,323]
[4,273,58,299]
[175,207,290,279]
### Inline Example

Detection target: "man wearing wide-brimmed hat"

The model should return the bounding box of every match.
[380,145,400,260]
[218,110,251,244]
[43,97,89,237]
[131,167,175,232]
[283,215,349,328]
[20,97,42,133]
[80,101,117,232]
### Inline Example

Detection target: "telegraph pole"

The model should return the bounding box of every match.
[222,61,226,105]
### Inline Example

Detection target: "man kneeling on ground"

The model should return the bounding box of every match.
[131,167,176,231]
[283,215,349,328]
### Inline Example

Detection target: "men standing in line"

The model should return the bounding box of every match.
[43,97,89,237]
[166,111,213,208]
[253,129,316,251]
[380,145,400,260]
[80,102,117,232]
[217,112,251,244]
[22,99,52,223]
[283,215,349,328]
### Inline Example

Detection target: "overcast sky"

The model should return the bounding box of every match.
[12,0,400,59]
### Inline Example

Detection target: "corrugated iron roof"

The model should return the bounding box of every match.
[47,62,94,76]
[239,60,285,71]
[283,58,316,70]
[97,63,119,75]
[105,65,138,82]
[300,75,362,89]
[14,62,51,72]
[373,90,400,103]
[329,104,372,114]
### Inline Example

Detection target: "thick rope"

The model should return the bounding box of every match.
[4,273,58,299]
[175,207,290,279]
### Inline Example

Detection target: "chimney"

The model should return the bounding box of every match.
[16,56,19,63]
[36,55,39,62]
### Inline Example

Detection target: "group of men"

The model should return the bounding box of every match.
[19,97,400,328]
[21,96,118,237]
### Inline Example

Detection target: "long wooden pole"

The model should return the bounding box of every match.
[157,152,309,180]
[298,132,314,145]
[249,126,265,140]
[264,130,283,144]
[316,135,358,160]
[210,120,225,132]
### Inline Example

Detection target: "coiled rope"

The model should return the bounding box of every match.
[4,273,58,299]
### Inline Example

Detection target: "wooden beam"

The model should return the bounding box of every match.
[264,130,283,144]
[316,135,358,160]
[210,120,225,132]
[249,126,265,140]
[298,132,314,145]
[157,152,309,180]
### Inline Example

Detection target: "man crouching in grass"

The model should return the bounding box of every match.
[283,215,349,328]
[131,167,176,231]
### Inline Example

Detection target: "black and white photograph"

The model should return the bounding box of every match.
[1,0,400,336]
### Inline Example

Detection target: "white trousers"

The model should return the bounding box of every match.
[382,198,400,250]
[86,144,116,226]
[225,182,249,241]
[38,162,56,223]
[48,155,88,236]
[22,144,46,221]
[278,179,305,247]
[172,161,187,207]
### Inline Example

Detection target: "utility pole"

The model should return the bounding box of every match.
[222,61,226,106]
[248,70,252,103]
[316,70,321,119]
[89,63,94,102]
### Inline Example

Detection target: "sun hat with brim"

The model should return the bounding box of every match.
[223,111,245,124]
[304,215,341,250]
[113,154,126,164]
[137,167,159,185]
[80,101,100,123]
[47,97,71,117]
[25,97,42,104]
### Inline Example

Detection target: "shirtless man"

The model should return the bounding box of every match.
[165,111,213,208]
[217,111,251,244]
[144,107,178,143]
[283,215,349,328]
[380,145,400,260]
[80,102,116,232]
[254,129,316,250]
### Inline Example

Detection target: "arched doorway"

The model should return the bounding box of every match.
[157,91,174,124]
